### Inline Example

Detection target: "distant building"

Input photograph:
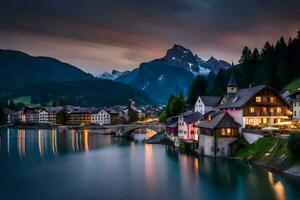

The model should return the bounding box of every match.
[194,96,221,114]
[45,107,65,124]
[91,108,111,125]
[67,108,92,125]
[39,109,49,123]
[22,107,41,123]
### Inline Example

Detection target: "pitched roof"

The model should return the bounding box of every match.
[218,85,267,108]
[198,112,241,129]
[45,106,64,113]
[183,112,202,124]
[199,96,222,107]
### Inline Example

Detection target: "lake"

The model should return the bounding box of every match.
[0,128,299,200]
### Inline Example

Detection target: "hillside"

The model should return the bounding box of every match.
[285,78,300,90]
[0,49,95,90]
[10,80,154,107]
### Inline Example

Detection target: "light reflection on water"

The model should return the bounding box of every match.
[0,128,299,200]
[0,128,115,159]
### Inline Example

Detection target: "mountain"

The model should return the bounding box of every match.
[0,49,95,91]
[97,70,125,80]
[0,50,153,106]
[10,80,154,107]
[115,44,231,102]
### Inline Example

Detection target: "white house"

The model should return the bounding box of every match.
[91,109,111,125]
[39,109,49,123]
[288,90,300,120]
[194,96,221,114]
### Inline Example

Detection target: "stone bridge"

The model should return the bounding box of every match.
[102,124,166,137]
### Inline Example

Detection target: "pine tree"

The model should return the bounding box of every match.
[187,76,208,108]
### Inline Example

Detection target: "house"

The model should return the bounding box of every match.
[194,96,221,114]
[67,107,92,125]
[39,109,49,123]
[104,108,120,124]
[178,111,202,141]
[218,74,291,129]
[288,90,300,120]
[91,108,111,125]
[45,107,65,124]
[22,107,41,123]
[5,109,22,124]
[198,112,241,157]
[165,116,178,137]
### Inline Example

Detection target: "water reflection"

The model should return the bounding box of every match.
[165,146,298,200]
[0,128,116,160]
[132,128,157,142]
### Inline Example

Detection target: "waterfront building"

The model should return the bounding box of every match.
[22,107,41,123]
[218,75,291,129]
[39,109,49,123]
[67,108,92,125]
[198,112,241,157]
[91,108,111,125]
[288,90,300,120]
[45,107,65,124]
[178,111,202,141]
[194,96,221,114]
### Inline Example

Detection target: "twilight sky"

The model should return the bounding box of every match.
[0,0,299,74]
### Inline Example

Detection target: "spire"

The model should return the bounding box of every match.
[227,68,237,87]
[227,65,238,96]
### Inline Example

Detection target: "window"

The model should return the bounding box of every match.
[276,107,282,113]
[262,107,267,113]
[261,118,268,124]
[270,108,274,113]
[246,118,254,124]
[294,111,297,117]
[191,130,195,135]
[256,96,262,103]
[270,96,276,103]
[222,128,226,136]
[263,96,268,102]
[226,128,232,136]
[249,107,255,113]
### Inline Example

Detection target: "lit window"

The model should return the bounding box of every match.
[261,118,268,124]
[249,107,255,113]
[246,118,254,124]
[256,96,262,103]
[226,128,232,136]
[276,107,282,113]
[270,108,274,113]
[221,129,226,136]
[262,107,267,113]
[270,96,276,103]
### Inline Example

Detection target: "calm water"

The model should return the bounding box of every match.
[0,128,299,200]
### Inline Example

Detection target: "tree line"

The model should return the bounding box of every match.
[210,29,300,95]
[160,29,300,121]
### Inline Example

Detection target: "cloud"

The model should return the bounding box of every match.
[0,0,299,73]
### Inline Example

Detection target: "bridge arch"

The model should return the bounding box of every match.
[121,126,165,137]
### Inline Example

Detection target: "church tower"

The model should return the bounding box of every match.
[227,65,238,96]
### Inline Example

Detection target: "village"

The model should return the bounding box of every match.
[165,73,300,159]
[4,99,165,126]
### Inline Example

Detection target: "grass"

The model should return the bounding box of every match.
[236,136,300,170]
[285,78,300,90]
[236,137,278,159]
[13,96,31,104]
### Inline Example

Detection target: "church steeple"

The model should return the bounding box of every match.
[227,64,238,95]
